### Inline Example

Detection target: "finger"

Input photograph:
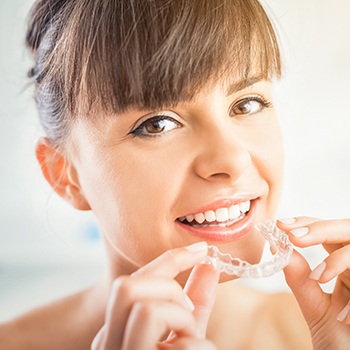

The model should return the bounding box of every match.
[309,245,350,284]
[184,264,220,339]
[277,217,350,247]
[337,301,350,325]
[283,249,330,328]
[277,216,320,229]
[121,301,196,350]
[104,242,207,349]
[103,276,195,350]
[132,242,208,278]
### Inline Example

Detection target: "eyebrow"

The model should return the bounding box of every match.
[225,75,265,96]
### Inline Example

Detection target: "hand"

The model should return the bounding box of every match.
[91,242,219,350]
[277,217,350,349]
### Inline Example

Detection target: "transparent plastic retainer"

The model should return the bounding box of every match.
[202,221,293,278]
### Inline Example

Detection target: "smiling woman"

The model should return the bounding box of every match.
[1,0,350,349]
[61,79,282,281]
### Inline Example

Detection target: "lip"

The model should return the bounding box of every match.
[175,198,258,243]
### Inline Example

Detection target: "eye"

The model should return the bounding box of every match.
[230,95,272,117]
[130,115,182,138]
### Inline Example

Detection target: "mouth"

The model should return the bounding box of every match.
[178,199,251,227]
[176,199,257,242]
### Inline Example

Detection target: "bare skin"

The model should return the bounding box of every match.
[0,278,311,350]
[2,219,350,350]
[2,81,349,349]
[207,282,312,350]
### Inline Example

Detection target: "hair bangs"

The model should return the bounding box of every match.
[33,0,281,121]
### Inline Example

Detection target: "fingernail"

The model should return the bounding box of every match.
[337,305,350,322]
[278,217,296,225]
[185,241,208,252]
[91,338,98,350]
[309,262,326,281]
[91,327,104,350]
[290,227,309,237]
[184,293,195,311]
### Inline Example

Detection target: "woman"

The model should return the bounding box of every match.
[1,0,349,348]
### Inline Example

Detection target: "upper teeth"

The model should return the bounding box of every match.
[179,200,251,224]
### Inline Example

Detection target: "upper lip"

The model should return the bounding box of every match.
[177,194,259,218]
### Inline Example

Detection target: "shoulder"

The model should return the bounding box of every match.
[0,286,105,350]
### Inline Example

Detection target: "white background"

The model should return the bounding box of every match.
[0,0,349,321]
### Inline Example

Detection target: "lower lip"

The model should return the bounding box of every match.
[176,200,258,243]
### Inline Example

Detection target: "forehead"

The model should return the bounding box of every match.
[222,74,268,97]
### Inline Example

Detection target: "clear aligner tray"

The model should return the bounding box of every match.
[202,221,293,278]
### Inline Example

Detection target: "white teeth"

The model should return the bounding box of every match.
[204,210,216,222]
[180,200,251,225]
[238,202,246,213]
[186,215,194,222]
[239,201,250,213]
[194,213,205,224]
[215,208,229,222]
[228,204,241,220]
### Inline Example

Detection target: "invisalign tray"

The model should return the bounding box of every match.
[202,221,293,278]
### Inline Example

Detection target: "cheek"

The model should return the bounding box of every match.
[79,146,188,264]
[253,120,284,214]
[115,146,188,225]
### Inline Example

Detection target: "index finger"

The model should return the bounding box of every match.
[184,264,219,338]
[277,217,350,247]
[132,242,208,279]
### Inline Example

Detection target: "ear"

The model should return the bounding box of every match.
[35,137,91,211]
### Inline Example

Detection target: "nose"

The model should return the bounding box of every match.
[192,123,252,183]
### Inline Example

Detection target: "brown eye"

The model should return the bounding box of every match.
[145,120,167,133]
[230,96,271,116]
[131,115,182,137]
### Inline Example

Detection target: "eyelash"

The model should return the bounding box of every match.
[229,95,272,117]
[129,115,182,138]
[129,94,272,138]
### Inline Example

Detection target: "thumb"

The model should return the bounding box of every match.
[283,249,329,328]
[184,264,220,338]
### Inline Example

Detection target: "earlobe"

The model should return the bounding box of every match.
[35,137,91,211]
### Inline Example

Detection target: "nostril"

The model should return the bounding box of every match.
[208,172,231,179]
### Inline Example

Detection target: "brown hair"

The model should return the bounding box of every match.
[26,0,281,147]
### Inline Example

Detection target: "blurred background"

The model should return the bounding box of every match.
[0,0,349,321]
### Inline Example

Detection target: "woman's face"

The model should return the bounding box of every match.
[68,79,284,279]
